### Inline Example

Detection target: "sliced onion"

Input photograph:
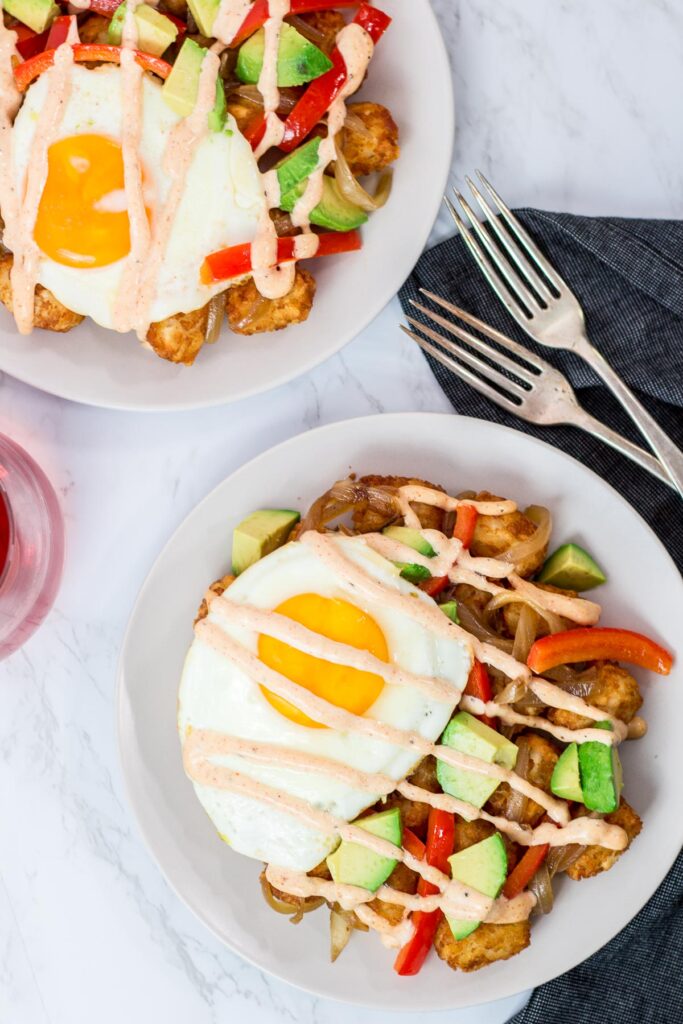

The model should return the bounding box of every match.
[484,590,564,635]
[500,505,551,571]
[334,140,393,212]
[512,604,539,662]
[287,13,330,48]
[528,862,554,914]
[300,477,399,533]
[330,908,354,961]
[343,111,374,139]
[204,293,225,344]
[545,665,601,699]
[457,601,514,654]
[505,735,530,823]
[289,895,325,924]
[497,679,545,709]
[546,844,585,878]
[229,84,298,115]
[231,292,271,333]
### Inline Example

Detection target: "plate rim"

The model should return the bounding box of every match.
[0,0,454,413]
[116,411,683,1010]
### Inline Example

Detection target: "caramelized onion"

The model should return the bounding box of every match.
[229,84,298,115]
[545,665,601,699]
[204,293,225,344]
[287,13,330,49]
[344,111,374,139]
[259,876,323,921]
[330,908,353,961]
[505,735,530,823]
[231,292,271,333]
[300,477,399,533]
[497,679,545,709]
[500,505,551,571]
[528,862,554,914]
[512,604,539,662]
[547,844,585,878]
[484,590,564,635]
[456,602,514,654]
[334,140,393,212]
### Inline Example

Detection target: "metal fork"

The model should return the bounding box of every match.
[401,292,673,488]
[445,172,683,497]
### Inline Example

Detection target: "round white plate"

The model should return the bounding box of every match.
[117,413,683,1011]
[0,1,452,411]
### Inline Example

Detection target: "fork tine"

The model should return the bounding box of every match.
[475,171,566,292]
[405,315,529,399]
[453,188,542,315]
[400,325,521,413]
[464,176,554,304]
[409,299,538,386]
[417,289,550,373]
[443,196,530,327]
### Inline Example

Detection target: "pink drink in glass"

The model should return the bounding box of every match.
[0,434,64,660]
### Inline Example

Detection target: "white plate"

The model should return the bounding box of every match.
[0,2,452,411]
[117,413,683,1011]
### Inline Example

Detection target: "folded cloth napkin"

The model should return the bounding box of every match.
[398,211,683,1024]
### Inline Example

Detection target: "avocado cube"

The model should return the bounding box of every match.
[437,712,518,809]
[395,562,431,585]
[440,600,460,624]
[382,525,436,558]
[538,543,606,591]
[274,138,321,199]
[280,175,368,232]
[447,833,507,940]
[326,808,402,893]
[236,24,333,87]
[186,0,219,37]
[108,3,178,57]
[578,722,622,814]
[550,742,583,802]
[3,0,58,33]
[231,508,300,575]
[161,38,227,133]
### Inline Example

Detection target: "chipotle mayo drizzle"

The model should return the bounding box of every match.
[182,486,638,929]
[0,21,21,266]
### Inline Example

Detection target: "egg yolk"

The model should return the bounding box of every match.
[258,594,388,729]
[34,134,148,269]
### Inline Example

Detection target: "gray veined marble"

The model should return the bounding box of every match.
[2,1,683,1021]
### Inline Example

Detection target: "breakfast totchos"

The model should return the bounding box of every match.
[0,0,398,363]
[179,475,672,975]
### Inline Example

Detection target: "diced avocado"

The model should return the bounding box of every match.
[395,562,431,585]
[236,24,333,87]
[382,525,436,558]
[446,833,507,940]
[437,712,518,809]
[537,543,606,591]
[3,0,58,33]
[186,0,218,36]
[440,600,460,624]
[280,175,368,232]
[108,3,178,57]
[326,808,402,892]
[161,38,227,133]
[231,508,300,575]
[551,742,583,802]
[578,721,622,814]
[275,138,321,199]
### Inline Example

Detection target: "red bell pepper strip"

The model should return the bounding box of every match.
[464,659,497,730]
[46,15,78,50]
[14,25,51,60]
[394,809,455,976]
[73,0,121,15]
[419,575,449,598]
[453,504,478,548]
[13,44,172,92]
[201,228,361,283]
[231,0,360,48]
[279,2,391,152]
[502,844,549,900]
[527,627,673,676]
[402,827,426,861]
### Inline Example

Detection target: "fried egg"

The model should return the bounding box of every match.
[178,535,472,872]
[11,65,265,328]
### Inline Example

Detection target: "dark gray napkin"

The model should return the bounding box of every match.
[398,212,683,1023]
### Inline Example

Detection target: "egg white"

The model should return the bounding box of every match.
[178,535,472,872]
[11,65,265,329]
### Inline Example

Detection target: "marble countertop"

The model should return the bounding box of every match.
[2,1,683,1022]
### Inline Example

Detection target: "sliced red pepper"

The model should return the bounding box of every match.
[464,660,497,730]
[502,844,549,900]
[279,2,391,152]
[394,809,455,976]
[453,504,478,548]
[419,575,449,598]
[201,229,361,283]
[402,827,426,861]
[46,15,78,50]
[231,0,360,47]
[13,43,172,92]
[14,25,51,60]
[78,0,122,15]
[527,627,673,676]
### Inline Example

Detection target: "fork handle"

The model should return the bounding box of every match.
[575,335,683,496]
[570,407,674,488]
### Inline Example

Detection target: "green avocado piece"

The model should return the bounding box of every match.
[437,712,518,809]
[394,562,431,585]
[275,138,322,199]
[326,808,402,892]
[537,543,607,591]
[186,0,219,36]
[161,39,227,132]
[578,720,622,814]
[440,600,460,624]
[236,24,333,87]
[280,175,368,231]
[551,742,583,802]
[382,525,436,558]
[3,0,58,32]
[231,508,300,575]
[108,3,178,56]
[446,833,508,940]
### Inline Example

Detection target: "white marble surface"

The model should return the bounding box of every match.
[2,1,683,1022]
